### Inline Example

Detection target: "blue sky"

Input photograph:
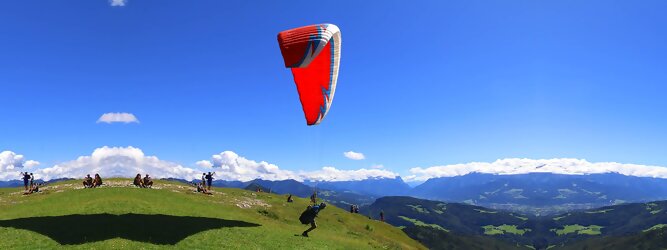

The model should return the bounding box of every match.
[1,0,666,179]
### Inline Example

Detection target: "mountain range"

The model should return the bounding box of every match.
[411,173,667,215]
[6,172,667,215]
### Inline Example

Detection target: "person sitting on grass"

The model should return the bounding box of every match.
[287,194,294,203]
[299,203,327,237]
[82,174,93,188]
[24,183,41,195]
[196,183,212,195]
[133,174,144,188]
[92,173,103,188]
[143,174,153,188]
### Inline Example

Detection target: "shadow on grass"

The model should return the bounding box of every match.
[0,213,260,245]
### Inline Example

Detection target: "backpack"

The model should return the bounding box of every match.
[299,205,317,224]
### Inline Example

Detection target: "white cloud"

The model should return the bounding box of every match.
[35,146,200,181]
[371,164,384,169]
[196,160,214,169]
[343,151,365,160]
[301,166,398,182]
[203,151,398,182]
[406,158,667,182]
[110,0,126,7]
[97,112,139,124]
[4,148,397,183]
[0,151,40,181]
[206,151,301,181]
[24,160,41,169]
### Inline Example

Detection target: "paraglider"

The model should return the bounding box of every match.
[277,24,341,126]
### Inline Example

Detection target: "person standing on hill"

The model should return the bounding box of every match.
[29,173,34,187]
[299,203,327,237]
[205,172,215,191]
[21,172,31,191]
[310,192,317,204]
[380,210,385,222]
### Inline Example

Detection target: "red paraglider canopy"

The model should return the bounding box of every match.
[277,24,341,126]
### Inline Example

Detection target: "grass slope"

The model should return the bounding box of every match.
[0,179,424,249]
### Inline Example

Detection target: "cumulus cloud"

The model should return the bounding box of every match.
[0,151,40,181]
[203,151,301,181]
[301,166,398,182]
[406,158,667,182]
[343,151,365,160]
[35,146,200,181]
[110,0,126,7]
[97,112,139,124]
[201,151,397,182]
[3,148,398,183]
[196,160,213,169]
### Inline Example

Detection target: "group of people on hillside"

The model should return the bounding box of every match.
[82,174,103,188]
[195,172,215,195]
[350,204,360,214]
[134,174,153,188]
[21,172,34,191]
[21,172,42,195]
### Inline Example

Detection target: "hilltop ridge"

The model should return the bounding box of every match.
[0,179,424,249]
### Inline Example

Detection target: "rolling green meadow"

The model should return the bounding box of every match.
[0,179,424,249]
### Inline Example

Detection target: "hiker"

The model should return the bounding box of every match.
[133,174,144,188]
[143,174,153,188]
[29,173,34,187]
[82,174,93,188]
[354,205,359,214]
[350,205,354,213]
[380,210,385,222]
[205,172,215,191]
[310,192,317,204]
[299,203,327,237]
[21,172,31,191]
[92,173,103,188]
[201,173,206,187]
[287,194,294,203]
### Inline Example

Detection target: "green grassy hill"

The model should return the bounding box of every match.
[0,179,424,249]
